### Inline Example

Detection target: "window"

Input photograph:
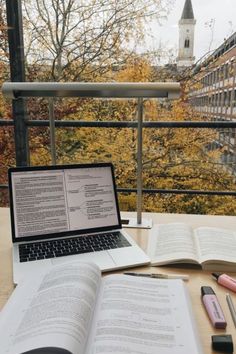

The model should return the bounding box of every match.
[220,66,224,80]
[216,68,220,82]
[224,91,229,106]
[225,63,229,79]
[184,39,190,48]
[230,61,234,78]
[219,92,222,105]
[229,90,232,106]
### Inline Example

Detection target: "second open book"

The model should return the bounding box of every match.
[0,261,202,354]
[147,222,236,271]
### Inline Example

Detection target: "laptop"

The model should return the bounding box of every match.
[8,162,150,284]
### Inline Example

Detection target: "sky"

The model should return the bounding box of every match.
[144,0,236,64]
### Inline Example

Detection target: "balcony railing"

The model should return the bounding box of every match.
[1,82,236,226]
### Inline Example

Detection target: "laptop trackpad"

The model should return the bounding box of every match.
[52,251,116,269]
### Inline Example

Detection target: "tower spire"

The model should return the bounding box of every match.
[181,0,194,20]
[177,0,196,67]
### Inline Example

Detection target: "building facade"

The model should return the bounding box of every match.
[188,32,236,169]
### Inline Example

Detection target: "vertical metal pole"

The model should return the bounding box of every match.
[136,98,143,224]
[48,98,56,165]
[6,0,29,166]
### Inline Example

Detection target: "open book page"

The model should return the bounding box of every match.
[85,275,203,354]
[147,223,199,265]
[0,262,101,354]
[194,227,236,264]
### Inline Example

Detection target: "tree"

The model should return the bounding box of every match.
[27,56,236,215]
[0,0,8,67]
[2,0,236,216]
[22,0,174,81]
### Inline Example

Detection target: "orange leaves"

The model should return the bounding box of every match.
[115,57,152,82]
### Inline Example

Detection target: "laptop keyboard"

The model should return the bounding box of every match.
[19,232,131,262]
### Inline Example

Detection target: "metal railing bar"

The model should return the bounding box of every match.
[48,98,56,164]
[26,120,138,128]
[1,183,236,196]
[0,119,14,126]
[2,82,180,99]
[117,188,236,196]
[2,119,236,129]
[25,120,236,129]
[136,98,143,224]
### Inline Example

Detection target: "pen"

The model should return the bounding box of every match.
[124,272,189,281]
[226,293,236,328]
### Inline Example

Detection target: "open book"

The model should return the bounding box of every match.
[0,261,202,354]
[147,223,236,271]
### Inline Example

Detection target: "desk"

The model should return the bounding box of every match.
[1,207,236,353]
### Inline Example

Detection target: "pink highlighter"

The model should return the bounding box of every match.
[212,273,236,293]
[201,286,227,329]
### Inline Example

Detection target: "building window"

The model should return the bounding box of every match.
[219,92,222,105]
[213,71,216,83]
[184,39,190,48]
[229,90,233,106]
[230,61,234,78]
[224,91,229,107]
[220,66,224,80]
[216,68,220,82]
[225,63,229,79]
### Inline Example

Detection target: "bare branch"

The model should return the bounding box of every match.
[22,0,173,80]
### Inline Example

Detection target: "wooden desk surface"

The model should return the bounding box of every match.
[1,207,236,353]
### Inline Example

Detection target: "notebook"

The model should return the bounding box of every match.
[8,162,150,284]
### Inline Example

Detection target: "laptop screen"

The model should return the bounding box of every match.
[8,163,122,242]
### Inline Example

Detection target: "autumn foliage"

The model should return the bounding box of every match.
[0,1,236,215]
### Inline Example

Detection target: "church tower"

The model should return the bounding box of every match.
[177,0,196,67]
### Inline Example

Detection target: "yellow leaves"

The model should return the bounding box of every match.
[23,86,236,216]
[115,57,152,82]
[118,193,136,212]
[30,149,51,166]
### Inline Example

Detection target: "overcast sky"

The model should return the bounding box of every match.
[145,0,236,63]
